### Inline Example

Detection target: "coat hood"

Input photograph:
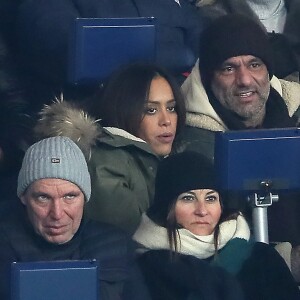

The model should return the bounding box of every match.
[35,100,152,160]
[182,59,300,131]
[182,59,226,131]
[35,100,102,160]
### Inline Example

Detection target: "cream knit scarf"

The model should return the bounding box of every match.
[133,214,250,259]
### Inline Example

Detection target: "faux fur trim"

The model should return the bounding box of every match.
[280,79,300,116]
[186,112,226,131]
[182,61,300,131]
[35,99,102,160]
[182,60,226,126]
[105,127,146,143]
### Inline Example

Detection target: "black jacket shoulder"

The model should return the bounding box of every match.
[138,249,244,300]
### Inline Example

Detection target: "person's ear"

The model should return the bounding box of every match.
[20,194,27,206]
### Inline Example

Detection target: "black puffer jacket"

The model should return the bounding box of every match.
[138,250,245,300]
[0,203,151,300]
[0,32,34,202]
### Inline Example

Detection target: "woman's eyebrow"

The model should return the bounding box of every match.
[180,191,196,197]
[206,190,217,195]
[147,99,175,104]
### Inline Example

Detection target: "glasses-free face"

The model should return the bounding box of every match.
[211,55,270,128]
[175,189,222,236]
[20,178,85,244]
[138,76,178,156]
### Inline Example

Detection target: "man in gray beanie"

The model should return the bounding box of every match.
[0,136,150,299]
[179,14,300,282]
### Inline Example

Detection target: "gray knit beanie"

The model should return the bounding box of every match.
[17,136,91,201]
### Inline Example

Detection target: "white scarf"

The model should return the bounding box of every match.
[133,214,250,259]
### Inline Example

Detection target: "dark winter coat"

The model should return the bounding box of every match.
[0,203,150,300]
[86,130,158,234]
[210,239,300,300]
[138,250,245,300]
[0,32,34,202]
[134,214,300,299]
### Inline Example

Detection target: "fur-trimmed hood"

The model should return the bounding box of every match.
[182,60,300,131]
[35,100,102,160]
[34,100,148,160]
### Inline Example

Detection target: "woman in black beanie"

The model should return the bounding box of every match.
[133,151,300,300]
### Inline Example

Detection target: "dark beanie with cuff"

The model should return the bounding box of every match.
[199,14,274,88]
[148,151,216,224]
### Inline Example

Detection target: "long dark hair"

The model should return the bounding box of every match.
[86,62,186,138]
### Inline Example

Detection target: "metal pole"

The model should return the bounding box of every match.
[252,206,269,244]
[249,192,279,244]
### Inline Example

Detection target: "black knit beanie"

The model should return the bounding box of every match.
[199,14,274,88]
[148,151,216,224]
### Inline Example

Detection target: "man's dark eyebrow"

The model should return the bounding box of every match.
[63,191,81,196]
[31,191,49,197]
[249,57,263,63]
[219,61,239,69]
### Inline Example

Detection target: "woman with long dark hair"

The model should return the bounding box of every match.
[35,63,186,234]
[133,151,300,299]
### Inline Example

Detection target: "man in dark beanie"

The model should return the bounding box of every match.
[199,14,273,87]
[179,13,300,282]
[190,0,300,79]
[182,13,300,137]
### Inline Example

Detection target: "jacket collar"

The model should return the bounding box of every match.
[182,60,297,131]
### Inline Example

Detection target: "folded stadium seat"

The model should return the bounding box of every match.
[16,0,204,94]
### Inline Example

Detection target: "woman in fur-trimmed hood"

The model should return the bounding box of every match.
[34,63,186,235]
[35,99,158,234]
